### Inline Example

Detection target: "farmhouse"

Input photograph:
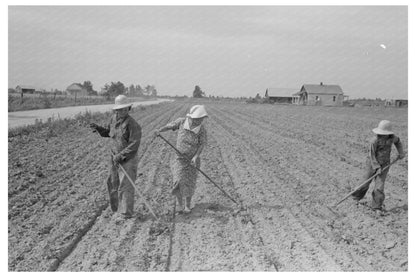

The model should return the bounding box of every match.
[265,88,298,104]
[66,83,88,97]
[294,82,344,106]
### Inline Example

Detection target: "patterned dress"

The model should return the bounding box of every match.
[166,117,207,198]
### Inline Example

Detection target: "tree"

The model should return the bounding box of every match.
[144,85,157,97]
[150,85,157,97]
[193,85,205,98]
[102,83,111,100]
[82,80,97,95]
[128,84,135,96]
[103,81,126,99]
[135,85,144,96]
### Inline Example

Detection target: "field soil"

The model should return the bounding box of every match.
[8,101,408,271]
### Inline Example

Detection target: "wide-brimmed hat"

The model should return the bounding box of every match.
[112,95,132,110]
[186,105,208,119]
[372,120,394,135]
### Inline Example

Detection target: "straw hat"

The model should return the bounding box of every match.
[112,95,132,110]
[186,105,208,119]
[372,120,394,135]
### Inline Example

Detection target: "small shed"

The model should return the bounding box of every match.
[385,99,408,107]
[294,82,344,106]
[15,85,36,94]
[66,83,88,97]
[265,88,298,104]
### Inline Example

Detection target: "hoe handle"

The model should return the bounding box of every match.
[157,134,239,205]
[334,157,401,207]
[113,154,159,220]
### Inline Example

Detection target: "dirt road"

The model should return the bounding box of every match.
[8,98,172,129]
[8,102,408,271]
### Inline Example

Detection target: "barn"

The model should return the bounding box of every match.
[385,99,408,107]
[294,83,344,106]
[264,88,298,104]
[15,85,37,94]
[66,83,88,97]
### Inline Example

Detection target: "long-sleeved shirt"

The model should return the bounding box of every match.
[368,135,404,169]
[96,114,142,162]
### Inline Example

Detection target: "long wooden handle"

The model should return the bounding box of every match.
[157,134,239,205]
[333,157,400,207]
[113,154,159,220]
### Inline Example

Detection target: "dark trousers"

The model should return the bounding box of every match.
[351,161,390,209]
[107,155,138,217]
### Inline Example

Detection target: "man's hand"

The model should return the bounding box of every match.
[153,129,161,138]
[399,154,405,160]
[89,123,99,132]
[376,167,382,175]
[113,154,124,165]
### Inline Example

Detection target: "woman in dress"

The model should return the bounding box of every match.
[155,105,208,213]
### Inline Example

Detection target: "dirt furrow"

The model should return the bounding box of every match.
[8,103,183,271]
[166,136,274,271]
[8,101,407,271]
[214,105,407,208]
[237,104,407,171]
[208,116,351,270]
[55,103,187,271]
[208,104,406,271]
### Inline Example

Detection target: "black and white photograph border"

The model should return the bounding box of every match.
[3,0,415,275]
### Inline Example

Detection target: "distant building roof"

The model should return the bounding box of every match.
[66,83,84,91]
[16,85,46,91]
[266,88,298,97]
[16,85,37,90]
[297,84,343,95]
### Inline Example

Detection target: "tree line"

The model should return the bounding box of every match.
[9,80,159,99]
[10,82,212,99]
[102,82,157,99]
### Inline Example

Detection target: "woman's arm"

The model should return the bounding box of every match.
[154,118,184,136]
[157,125,174,133]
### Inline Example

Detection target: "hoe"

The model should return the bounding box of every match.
[156,134,243,211]
[333,157,401,208]
[111,153,159,220]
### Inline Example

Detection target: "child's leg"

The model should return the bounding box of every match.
[176,194,183,212]
[352,162,376,201]
[371,167,390,209]
[185,196,192,209]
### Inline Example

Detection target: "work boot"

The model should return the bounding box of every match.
[375,209,384,216]
[113,213,126,224]
[122,213,133,219]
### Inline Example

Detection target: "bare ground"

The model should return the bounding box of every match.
[8,102,408,271]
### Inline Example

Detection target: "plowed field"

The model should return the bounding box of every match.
[8,101,408,271]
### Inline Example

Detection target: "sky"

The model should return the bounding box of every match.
[8,6,408,99]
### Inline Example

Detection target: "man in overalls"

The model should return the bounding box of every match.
[90,95,142,220]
